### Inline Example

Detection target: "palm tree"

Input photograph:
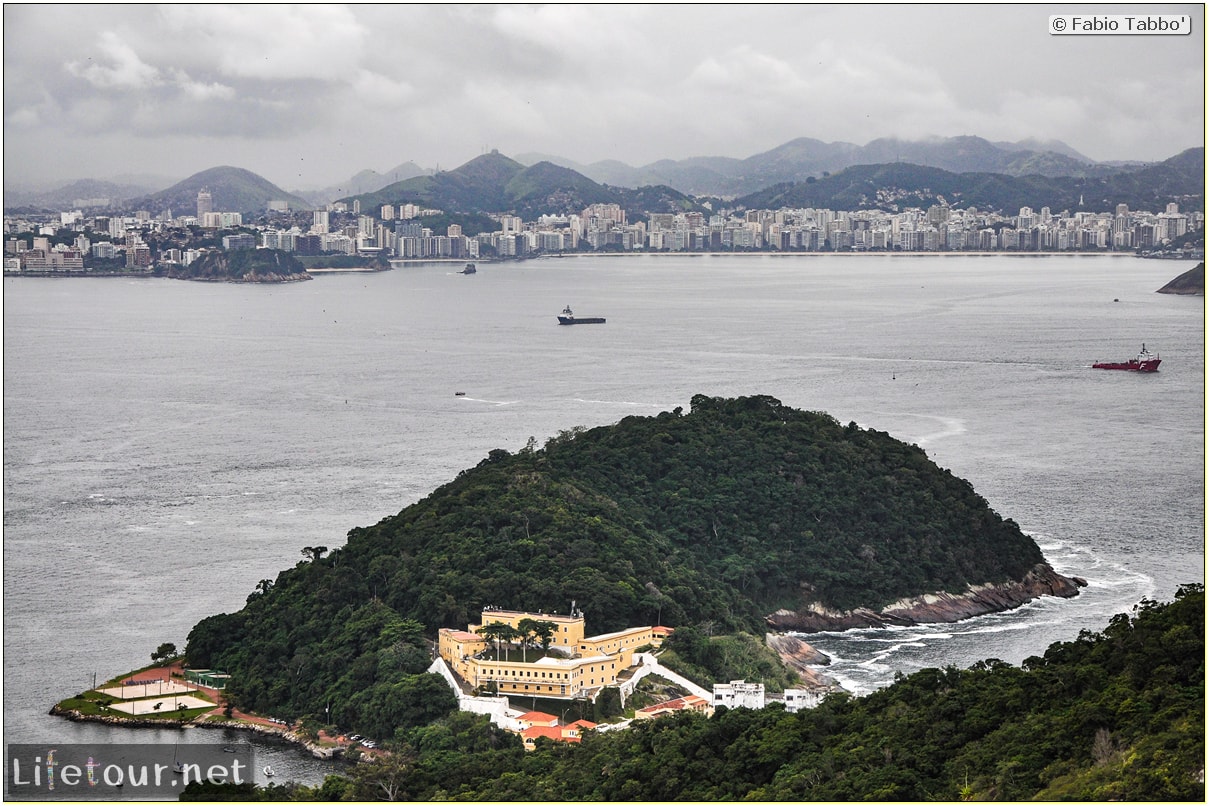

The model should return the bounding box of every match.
[476,623,510,661]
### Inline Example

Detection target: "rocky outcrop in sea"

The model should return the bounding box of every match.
[765,562,1086,633]
[765,633,839,690]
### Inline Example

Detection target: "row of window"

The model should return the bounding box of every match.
[479,663,616,680]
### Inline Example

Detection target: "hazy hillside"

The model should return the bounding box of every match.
[519,135,1131,196]
[994,137,1095,162]
[3,178,162,210]
[127,166,314,215]
[347,151,524,214]
[293,161,428,207]
[504,161,625,219]
[737,148,1205,214]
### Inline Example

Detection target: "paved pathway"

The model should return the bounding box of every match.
[631,653,713,700]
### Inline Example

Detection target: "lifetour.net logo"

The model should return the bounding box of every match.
[7,743,254,799]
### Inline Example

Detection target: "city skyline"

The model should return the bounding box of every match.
[3,4,1205,191]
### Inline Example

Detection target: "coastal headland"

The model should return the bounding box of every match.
[50,661,351,761]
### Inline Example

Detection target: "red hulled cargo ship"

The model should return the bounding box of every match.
[1093,344,1161,372]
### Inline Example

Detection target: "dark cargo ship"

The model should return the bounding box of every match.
[557,305,605,325]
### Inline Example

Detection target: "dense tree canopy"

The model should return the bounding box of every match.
[190,586,1205,801]
[169,248,308,280]
[187,395,1051,737]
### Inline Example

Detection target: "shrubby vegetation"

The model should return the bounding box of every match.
[659,628,800,693]
[187,395,1049,737]
[170,248,307,280]
[188,585,1205,801]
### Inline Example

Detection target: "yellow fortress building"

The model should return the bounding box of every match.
[438,605,664,700]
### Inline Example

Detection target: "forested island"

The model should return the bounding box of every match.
[52,393,1199,800]
[166,248,310,283]
[184,396,1081,730]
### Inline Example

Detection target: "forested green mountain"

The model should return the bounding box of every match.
[736,148,1205,214]
[186,395,1070,732]
[342,152,706,228]
[128,166,313,215]
[185,585,1205,801]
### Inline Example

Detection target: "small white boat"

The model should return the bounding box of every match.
[263,765,275,777]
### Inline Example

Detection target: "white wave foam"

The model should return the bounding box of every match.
[870,412,967,447]
[571,398,668,408]
[957,621,1038,636]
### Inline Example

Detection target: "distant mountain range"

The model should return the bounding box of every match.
[3,136,1200,220]
[342,150,703,222]
[290,162,429,208]
[736,147,1204,215]
[515,136,1145,198]
[342,146,1202,226]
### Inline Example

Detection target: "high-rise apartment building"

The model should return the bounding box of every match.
[197,189,213,218]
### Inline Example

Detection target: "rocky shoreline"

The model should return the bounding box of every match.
[166,270,312,283]
[765,633,840,690]
[765,562,1086,633]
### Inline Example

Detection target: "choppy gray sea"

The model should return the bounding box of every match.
[4,254,1203,785]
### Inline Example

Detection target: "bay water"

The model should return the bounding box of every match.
[3,254,1203,784]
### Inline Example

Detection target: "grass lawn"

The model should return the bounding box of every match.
[57,687,214,722]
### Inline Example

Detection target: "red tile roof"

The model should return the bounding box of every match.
[517,710,559,726]
[520,725,583,745]
[637,694,710,716]
[446,629,483,642]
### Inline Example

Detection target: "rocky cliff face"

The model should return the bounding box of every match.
[765,563,1086,633]
[765,633,839,690]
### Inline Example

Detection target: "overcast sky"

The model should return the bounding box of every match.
[3,3,1204,191]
